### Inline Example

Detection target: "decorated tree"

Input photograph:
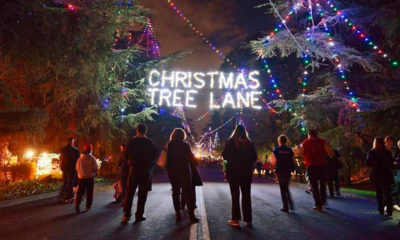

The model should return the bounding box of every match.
[0,0,184,156]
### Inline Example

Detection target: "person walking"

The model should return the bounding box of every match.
[75,144,98,213]
[59,137,80,203]
[271,135,295,212]
[166,128,199,224]
[384,136,400,211]
[367,137,394,216]
[121,124,159,223]
[255,160,263,177]
[222,125,257,227]
[114,143,127,202]
[301,129,333,211]
[327,149,343,197]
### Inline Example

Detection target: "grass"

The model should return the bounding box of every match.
[0,180,62,201]
[341,187,376,197]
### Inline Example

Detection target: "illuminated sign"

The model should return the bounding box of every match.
[147,70,262,109]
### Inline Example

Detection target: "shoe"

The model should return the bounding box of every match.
[65,198,73,203]
[245,221,252,227]
[75,205,80,213]
[121,216,130,223]
[378,208,384,215]
[135,216,146,223]
[336,192,341,197]
[281,208,289,212]
[190,217,200,224]
[86,206,91,211]
[313,206,323,212]
[305,190,311,195]
[228,220,240,227]
[393,205,400,211]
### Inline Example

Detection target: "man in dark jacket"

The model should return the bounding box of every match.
[121,124,159,223]
[59,137,80,203]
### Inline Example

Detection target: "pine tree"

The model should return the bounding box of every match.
[0,0,184,154]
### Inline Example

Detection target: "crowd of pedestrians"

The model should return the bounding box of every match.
[58,124,400,227]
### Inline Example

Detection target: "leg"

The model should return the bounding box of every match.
[74,178,86,210]
[240,181,252,222]
[228,181,241,220]
[327,173,334,197]
[375,182,384,214]
[392,170,399,206]
[65,172,74,200]
[123,171,139,218]
[286,175,294,209]
[86,178,94,209]
[384,183,393,215]
[171,180,181,213]
[319,167,327,205]
[334,172,340,195]
[136,172,150,218]
[308,167,322,207]
[278,174,289,210]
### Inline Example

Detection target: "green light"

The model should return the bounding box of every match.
[304,60,309,64]
[308,16,312,20]
[392,60,399,67]
[348,22,352,26]
[341,75,346,79]
[273,84,278,88]
[274,28,279,32]
[368,41,373,46]
[333,7,337,11]
[301,127,306,132]
[302,82,307,86]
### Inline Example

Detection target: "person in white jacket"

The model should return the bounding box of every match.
[75,144,98,213]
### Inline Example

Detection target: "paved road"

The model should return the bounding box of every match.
[0,168,399,240]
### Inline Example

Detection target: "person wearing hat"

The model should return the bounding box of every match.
[75,144,98,213]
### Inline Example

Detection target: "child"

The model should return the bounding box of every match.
[75,144,98,213]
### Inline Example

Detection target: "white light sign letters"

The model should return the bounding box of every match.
[147,70,262,109]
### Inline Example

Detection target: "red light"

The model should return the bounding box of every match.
[67,4,77,11]
[360,34,365,38]
[351,26,356,31]
[378,50,383,54]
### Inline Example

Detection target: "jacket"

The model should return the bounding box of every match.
[222,138,257,182]
[166,140,194,178]
[76,154,98,179]
[301,137,328,167]
[60,145,80,173]
[366,149,394,185]
[273,145,295,173]
[125,135,159,171]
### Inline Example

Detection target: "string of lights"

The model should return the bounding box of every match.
[325,1,398,67]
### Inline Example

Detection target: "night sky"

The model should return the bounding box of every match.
[142,0,274,71]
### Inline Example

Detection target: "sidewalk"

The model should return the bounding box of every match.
[0,191,59,209]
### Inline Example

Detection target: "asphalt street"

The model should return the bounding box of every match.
[0,168,399,240]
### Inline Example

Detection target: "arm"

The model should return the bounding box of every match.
[93,157,99,174]
[324,141,334,158]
